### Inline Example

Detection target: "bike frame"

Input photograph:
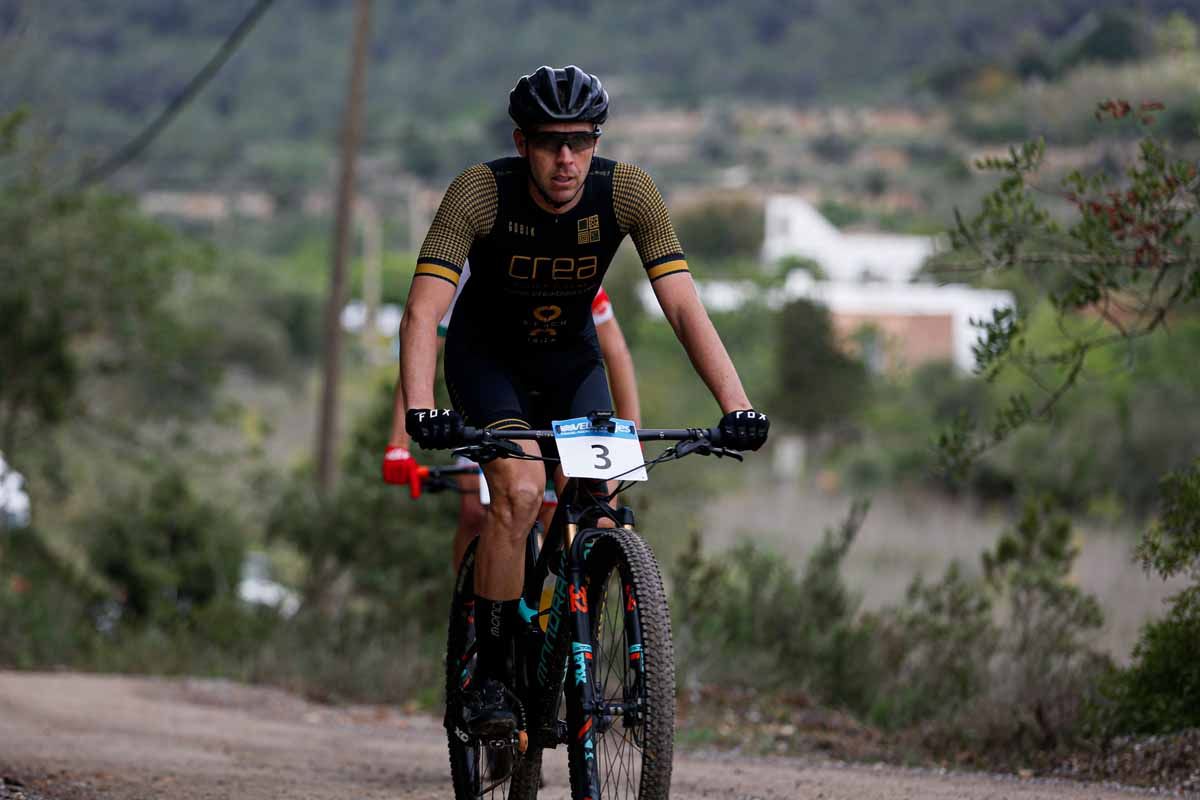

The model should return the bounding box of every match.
[451,421,734,798]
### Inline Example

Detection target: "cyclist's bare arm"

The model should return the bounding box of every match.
[400,276,456,411]
[651,271,753,412]
[402,165,494,413]
[388,370,410,448]
[388,337,447,448]
[596,315,641,426]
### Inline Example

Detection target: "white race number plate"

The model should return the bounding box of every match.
[552,417,648,481]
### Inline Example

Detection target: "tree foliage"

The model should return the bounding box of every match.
[945,102,1200,736]
[266,381,459,622]
[773,298,869,434]
[88,469,245,625]
[672,196,764,263]
[0,110,216,466]
[941,101,1200,474]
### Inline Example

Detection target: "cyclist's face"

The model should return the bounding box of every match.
[515,122,598,212]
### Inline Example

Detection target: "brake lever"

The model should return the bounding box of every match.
[451,445,480,462]
[455,439,525,465]
[673,440,745,461]
[672,439,710,459]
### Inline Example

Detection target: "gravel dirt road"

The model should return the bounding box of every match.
[0,672,1164,799]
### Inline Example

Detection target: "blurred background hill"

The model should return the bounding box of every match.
[4,0,1195,186]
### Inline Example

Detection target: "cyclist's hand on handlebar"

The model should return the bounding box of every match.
[717,409,770,451]
[382,445,418,485]
[405,408,465,450]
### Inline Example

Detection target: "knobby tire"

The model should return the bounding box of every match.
[567,528,675,800]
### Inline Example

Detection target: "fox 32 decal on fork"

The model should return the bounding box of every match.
[420,413,747,799]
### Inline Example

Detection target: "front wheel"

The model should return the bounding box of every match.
[568,528,675,800]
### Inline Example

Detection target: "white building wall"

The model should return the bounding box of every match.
[780,272,1014,371]
[637,273,1014,372]
[761,195,937,284]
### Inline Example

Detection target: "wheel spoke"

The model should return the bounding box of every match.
[591,564,645,799]
[573,531,671,800]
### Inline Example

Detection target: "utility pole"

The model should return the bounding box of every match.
[316,0,372,494]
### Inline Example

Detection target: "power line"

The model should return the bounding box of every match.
[76,0,277,188]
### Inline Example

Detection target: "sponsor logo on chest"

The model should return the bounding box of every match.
[577,214,601,244]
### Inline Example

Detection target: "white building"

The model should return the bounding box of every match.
[781,272,1014,372]
[761,195,936,283]
[639,195,1014,373]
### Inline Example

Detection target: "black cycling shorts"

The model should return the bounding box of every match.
[444,336,613,468]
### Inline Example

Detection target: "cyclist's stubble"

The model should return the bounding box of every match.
[515,123,595,213]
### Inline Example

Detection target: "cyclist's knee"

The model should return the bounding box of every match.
[488,479,542,530]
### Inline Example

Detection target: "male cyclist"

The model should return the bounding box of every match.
[399,65,769,738]
[383,272,640,573]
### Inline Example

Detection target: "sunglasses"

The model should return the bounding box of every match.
[524,129,601,154]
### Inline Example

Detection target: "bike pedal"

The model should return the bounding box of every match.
[517,729,529,753]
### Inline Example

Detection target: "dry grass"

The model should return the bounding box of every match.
[701,483,1185,660]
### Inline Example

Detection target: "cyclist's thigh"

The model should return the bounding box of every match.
[443,340,531,432]
[530,355,613,465]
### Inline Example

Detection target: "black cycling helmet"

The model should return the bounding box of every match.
[508,65,609,129]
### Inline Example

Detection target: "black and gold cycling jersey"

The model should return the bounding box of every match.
[415,156,687,350]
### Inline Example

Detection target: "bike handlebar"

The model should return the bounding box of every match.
[450,425,741,465]
[404,425,737,501]
[458,426,724,446]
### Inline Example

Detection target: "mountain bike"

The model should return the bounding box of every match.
[430,411,744,800]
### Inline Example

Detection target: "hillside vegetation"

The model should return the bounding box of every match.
[2,0,1191,185]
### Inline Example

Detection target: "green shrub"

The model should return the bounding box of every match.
[868,498,1108,754]
[1093,602,1200,736]
[817,200,865,229]
[866,562,997,728]
[1060,10,1152,69]
[0,528,103,667]
[980,498,1109,749]
[810,133,857,164]
[88,470,244,626]
[672,500,877,707]
[672,197,764,262]
[1093,460,1200,735]
[267,380,458,623]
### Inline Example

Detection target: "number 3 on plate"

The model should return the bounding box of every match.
[552,417,648,481]
[591,444,612,470]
